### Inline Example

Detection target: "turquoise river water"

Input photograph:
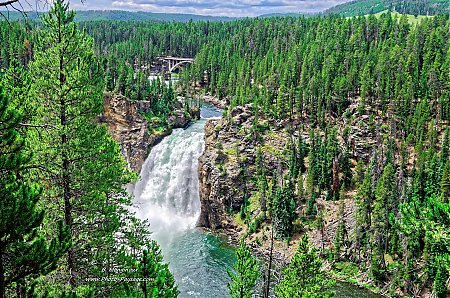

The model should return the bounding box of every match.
[132,104,380,297]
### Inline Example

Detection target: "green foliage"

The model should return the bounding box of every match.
[1,2,450,296]
[227,238,260,298]
[306,191,317,217]
[0,2,176,296]
[400,195,450,293]
[139,241,179,298]
[272,182,296,239]
[433,255,450,298]
[334,190,347,262]
[276,234,335,298]
[4,10,235,22]
[340,143,352,189]
[325,0,449,17]
[354,167,373,261]
[371,162,397,281]
[441,160,450,203]
[28,1,135,290]
[0,87,71,297]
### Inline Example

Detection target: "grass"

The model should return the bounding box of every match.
[348,9,433,25]
[371,10,432,25]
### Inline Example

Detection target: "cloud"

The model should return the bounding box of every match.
[10,0,351,17]
[108,0,350,16]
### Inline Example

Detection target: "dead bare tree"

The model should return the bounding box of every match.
[0,0,48,22]
[0,0,84,22]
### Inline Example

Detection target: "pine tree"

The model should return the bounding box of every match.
[276,234,335,298]
[440,127,449,169]
[272,183,296,239]
[433,256,449,298]
[441,161,450,203]
[139,241,179,298]
[340,143,352,189]
[297,131,307,174]
[28,0,135,290]
[0,87,71,298]
[227,238,260,298]
[334,187,347,262]
[371,162,396,281]
[354,168,373,261]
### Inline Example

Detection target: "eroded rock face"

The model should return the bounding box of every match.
[197,119,238,229]
[201,95,229,110]
[100,93,196,173]
[197,104,287,229]
[197,101,386,231]
[100,93,151,172]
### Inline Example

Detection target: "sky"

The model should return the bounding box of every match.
[9,0,352,17]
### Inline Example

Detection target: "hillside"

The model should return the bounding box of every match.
[4,10,236,22]
[326,0,449,17]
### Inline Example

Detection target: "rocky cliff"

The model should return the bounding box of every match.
[197,100,394,248]
[198,104,288,229]
[100,93,199,172]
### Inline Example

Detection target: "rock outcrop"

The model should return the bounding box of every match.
[197,100,392,234]
[100,93,198,172]
[197,104,288,229]
[200,95,229,110]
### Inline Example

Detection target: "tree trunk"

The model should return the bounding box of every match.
[263,229,273,298]
[0,243,5,298]
[59,25,75,288]
[63,156,75,288]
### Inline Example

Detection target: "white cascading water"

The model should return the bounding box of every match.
[130,105,376,298]
[133,123,203,246]
[133,105,221,248]
[131,105,238,298]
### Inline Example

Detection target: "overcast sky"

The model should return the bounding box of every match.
[11,0,351,17]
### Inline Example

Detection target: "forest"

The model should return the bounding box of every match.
[326,0,450,16]
[0,0,450,297]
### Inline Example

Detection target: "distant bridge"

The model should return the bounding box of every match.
[157,56,194,73]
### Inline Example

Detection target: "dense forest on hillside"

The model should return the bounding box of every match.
[326,0,449,16]
[177,11,450,297]
[3,10,236,22]
[1,1,450,297]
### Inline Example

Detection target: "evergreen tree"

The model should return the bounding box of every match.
[297,132,307,174]
[340,143,352,189]
[227,238,260,298]
[139,241,179,298]
[433,255,449,298]
[371,162,396,281]
[276,234,335,298]
[354,168,373,261]
[441,161,450,203]
[334,187,347,262]
[0,87,71,298]
[272,182,296,240]
[28,1,135,291]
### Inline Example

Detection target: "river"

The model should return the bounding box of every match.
[132,104,380,297]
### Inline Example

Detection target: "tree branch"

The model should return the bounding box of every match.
[0,0,19,7]
[18,123,59,129]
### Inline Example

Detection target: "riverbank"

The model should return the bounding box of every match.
[194,98,395,297]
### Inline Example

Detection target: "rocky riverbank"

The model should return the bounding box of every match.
[197,103,287,229]
[196,100,415,297]
[99,92,199,173]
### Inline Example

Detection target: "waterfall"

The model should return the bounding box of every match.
[132,104,238,298]
[133,122,203,245]
[133,104,221,247]
[130,104,379,298]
